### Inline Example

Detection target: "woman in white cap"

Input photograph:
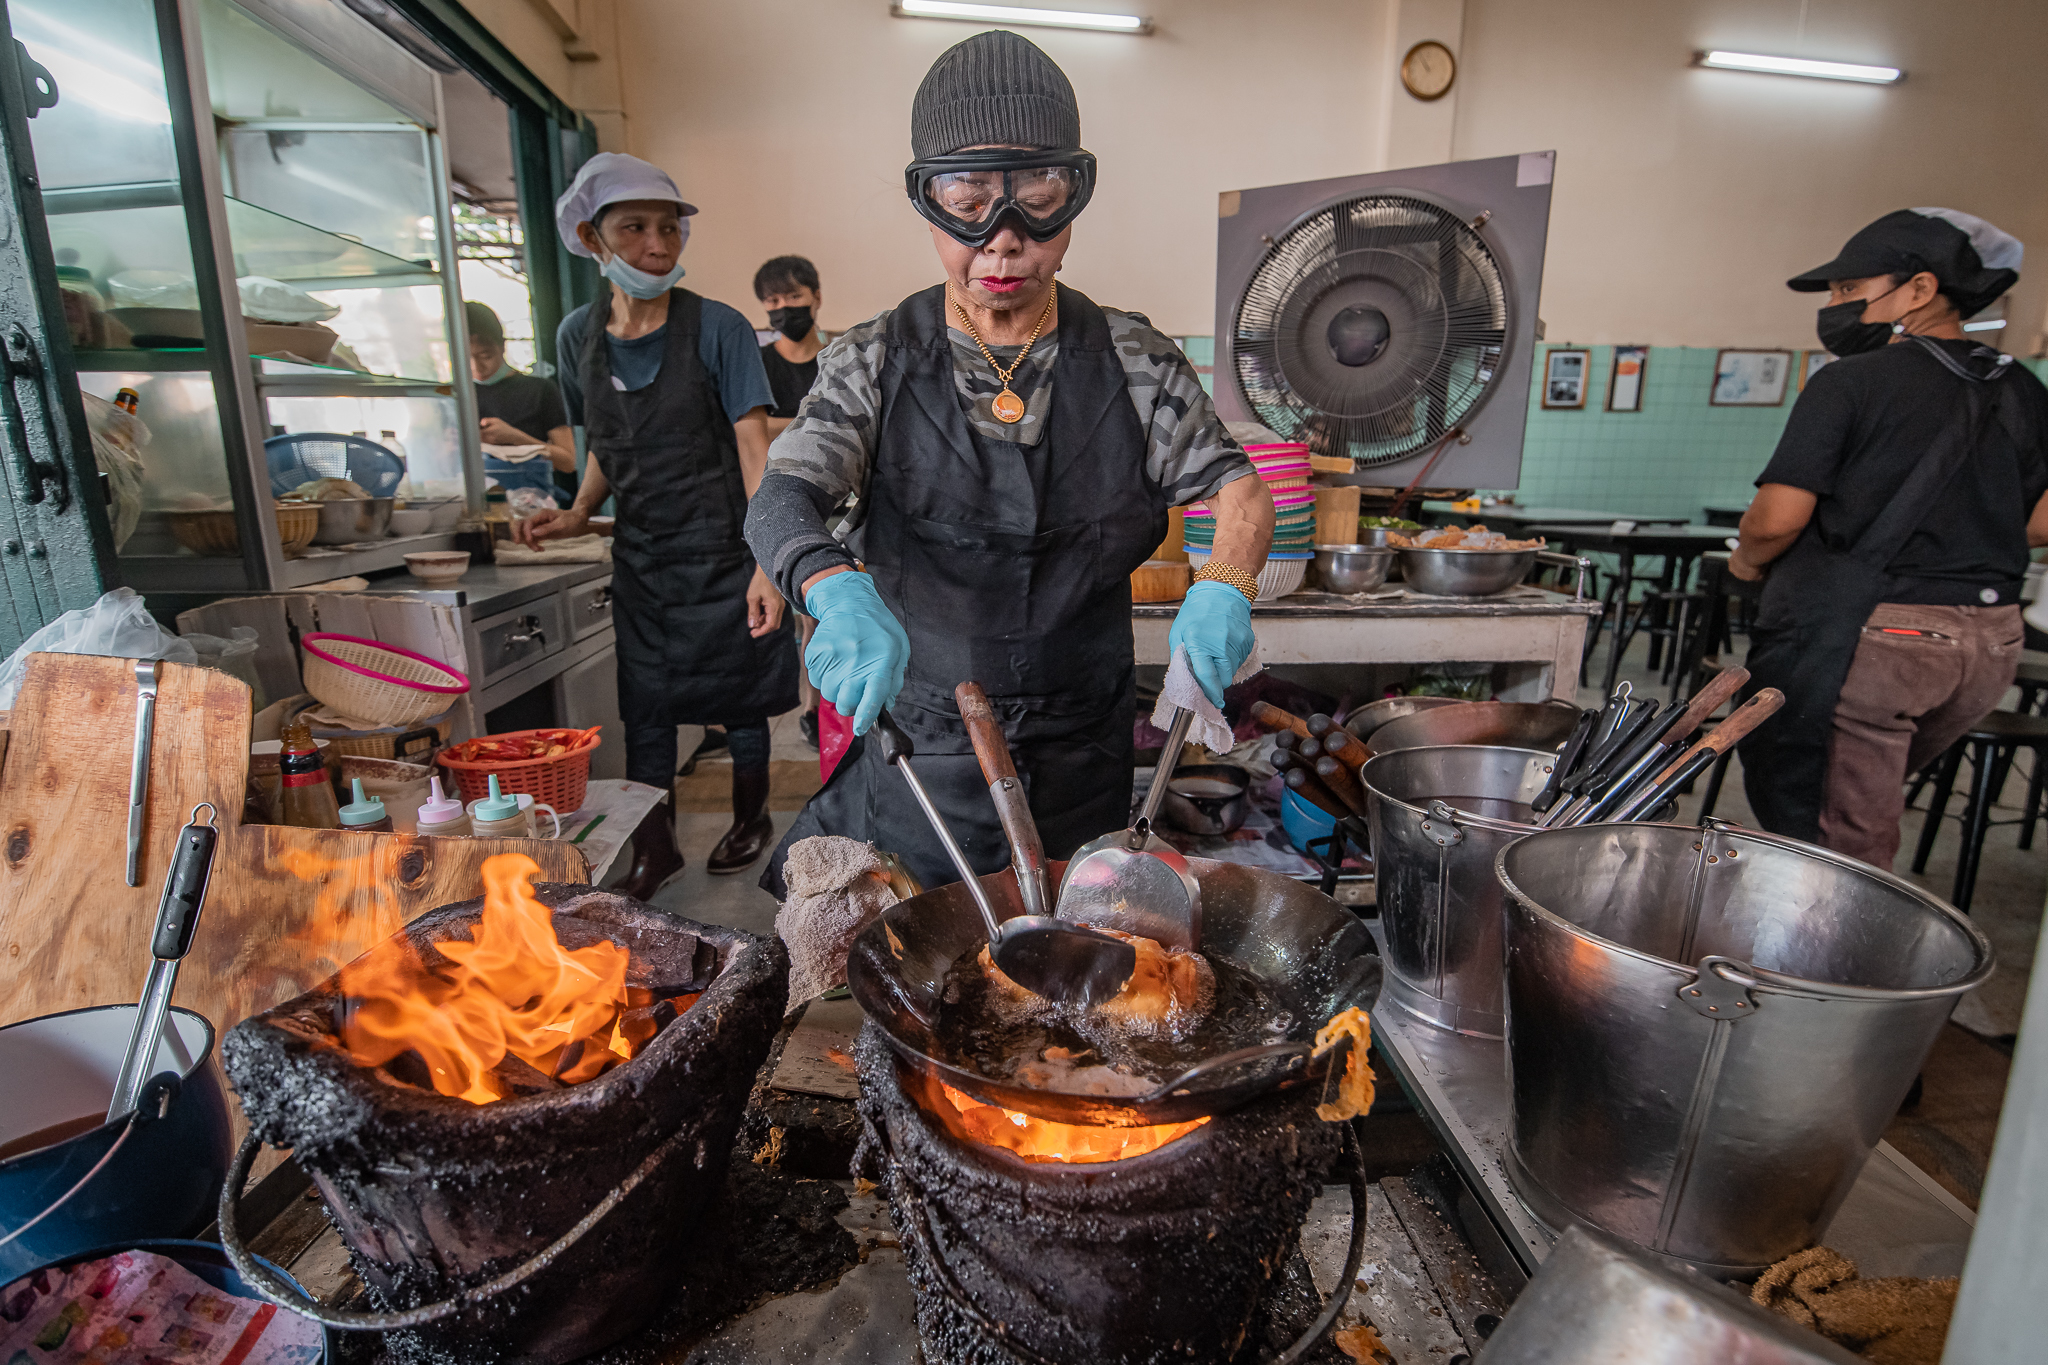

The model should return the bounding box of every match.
[518,152,798,891]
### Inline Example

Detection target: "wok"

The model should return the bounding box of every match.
[1365,699,1582,758]
[848,857,1380,1127]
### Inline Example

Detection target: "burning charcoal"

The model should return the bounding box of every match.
[492,1053,566,1098]
[374,1050,436,1092]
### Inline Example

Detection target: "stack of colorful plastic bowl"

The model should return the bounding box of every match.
[1185,441,1316,559]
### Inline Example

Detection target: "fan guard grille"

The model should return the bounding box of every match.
[1231,193,1510,468]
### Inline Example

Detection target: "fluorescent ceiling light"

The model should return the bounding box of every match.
[1697,51,1901,84]
[1963,319,2007,332]
[894,2,1150,34]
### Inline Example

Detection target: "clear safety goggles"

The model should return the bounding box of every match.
[904,149,1097,246]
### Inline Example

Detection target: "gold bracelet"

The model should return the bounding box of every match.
[1193,560,1259,602]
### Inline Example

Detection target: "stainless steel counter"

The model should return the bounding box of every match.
[1366,944,1978,1282]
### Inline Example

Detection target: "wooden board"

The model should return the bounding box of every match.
[0,653,587,1037]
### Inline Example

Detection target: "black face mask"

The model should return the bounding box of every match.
[768,305,814,342]
[1815,282,1905,356]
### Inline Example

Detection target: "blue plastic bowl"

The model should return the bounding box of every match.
[1281,786,1338,853]
[4,1240,334,1363]
[0,1005,232,1281]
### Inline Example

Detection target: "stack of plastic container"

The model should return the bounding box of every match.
[1184,441,1316,598]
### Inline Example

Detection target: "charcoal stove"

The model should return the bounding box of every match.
[219,880,787,1365]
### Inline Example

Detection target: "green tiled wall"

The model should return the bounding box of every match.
[1178,338,2045,522]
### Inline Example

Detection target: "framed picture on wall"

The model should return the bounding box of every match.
[1607,345,1650,411]
[1799,349,1836,389]
[1710,349,1793,406]
[1542,348,1590,408]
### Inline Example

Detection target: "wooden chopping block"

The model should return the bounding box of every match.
[1313,485,1362,546]
[0,653,588,1035]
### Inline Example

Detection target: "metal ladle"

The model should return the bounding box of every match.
[873,710,1137,1006]
[1053,705,1202,951]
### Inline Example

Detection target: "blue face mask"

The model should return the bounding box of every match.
[599,253,685,300]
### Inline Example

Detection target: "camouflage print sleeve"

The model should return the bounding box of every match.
[762,312,891,500]
[1105,309,1257,506]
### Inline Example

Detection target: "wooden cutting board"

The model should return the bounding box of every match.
[0,653,588,1036]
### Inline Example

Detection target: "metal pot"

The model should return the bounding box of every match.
[1157,764,1250,835]
[1365,699,1582,758]
[0,1005,232,1280]
[300,496,395,544]
[1397,545,1537,596]
[1496,822,1993,1278]
[1341,695,1460,742]
[1361,745,1554,1037]
[1312,544,1394,594]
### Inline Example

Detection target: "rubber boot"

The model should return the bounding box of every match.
[617,799,685,900]
[708,765,773,875]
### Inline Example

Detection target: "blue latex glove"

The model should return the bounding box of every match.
[1168,580,1256,708]
[802,570,910,735]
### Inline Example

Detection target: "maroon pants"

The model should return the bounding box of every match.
[1819,602,2023,870]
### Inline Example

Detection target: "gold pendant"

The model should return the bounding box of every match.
[991,388,1025,424]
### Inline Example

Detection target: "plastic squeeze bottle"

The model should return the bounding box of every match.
[414,777,470,837]
[468,775,533,838]
[278,718,340,829]
[337,778,393,834]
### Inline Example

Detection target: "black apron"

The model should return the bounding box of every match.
[764,284,1165,896]
[1739,340,2005,839]
[580,289,798,753]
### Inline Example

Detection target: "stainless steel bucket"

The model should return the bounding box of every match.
[1361,744,1556,1037]
[1496,822,1993,1278]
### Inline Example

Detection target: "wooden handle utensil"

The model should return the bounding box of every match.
[955,682,1050,918]
[1252,701,1313,741]
[1285,767,1350,820]
[956,682,1017,785]
[1315,757,1369,817]
[1321,729,1371,773]
[1614,687,1784,821]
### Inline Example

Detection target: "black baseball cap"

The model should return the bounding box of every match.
[1788,207,2023,315]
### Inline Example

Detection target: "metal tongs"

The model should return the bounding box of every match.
[107,803,219,1120]
[874,710,1137,1006]
[1051,705,1202,951]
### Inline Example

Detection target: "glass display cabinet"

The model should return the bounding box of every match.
[18,0,485,593]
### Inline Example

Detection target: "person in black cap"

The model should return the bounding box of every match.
[1731,207,2048,869]
[743,29,1272,897]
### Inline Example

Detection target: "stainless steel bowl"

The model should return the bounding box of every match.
[1341,694,1461,742]
[1313,544,1394,595]
[1396,545,1537,596]
[1158,764,1251,835]
[302,497,395,545]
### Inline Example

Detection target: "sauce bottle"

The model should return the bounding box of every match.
[337,778,393,834]
[278,718,340,829]
[468,775,532,838]
[414,777,470,837]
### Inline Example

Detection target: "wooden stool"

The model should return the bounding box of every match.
[1911,709,2048,912]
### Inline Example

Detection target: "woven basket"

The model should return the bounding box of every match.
[437,729,600,812]
[170,504,326,558]
[276,503,319,556]
[300,634,470,727]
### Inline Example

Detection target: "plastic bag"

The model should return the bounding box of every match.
[507,486,561,516]
[236,275,341,323]
[184,626,265,710]
[82,391,147,550]
[0,588,197,708]
[107,269,199,309]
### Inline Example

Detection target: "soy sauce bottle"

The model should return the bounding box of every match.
[279,718,340,829]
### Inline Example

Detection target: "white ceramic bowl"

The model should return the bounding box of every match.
[1184,549,1308,601]
[386,508,432,537]
[404,550,471,586]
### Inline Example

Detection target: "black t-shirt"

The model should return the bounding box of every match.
[759,343,820,420]
[474,369,568,443]
[1756,338,2048,605]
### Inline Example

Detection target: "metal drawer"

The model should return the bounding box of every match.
[472,596,566,687]
[566,575,614,642]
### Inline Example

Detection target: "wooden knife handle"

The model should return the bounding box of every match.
[1285,767,1349,820]
[1315,757,1369,817]
[955,682,1017,787]
[1322,729,1370,773]
[1662,666,1750,746]
[1645,687,1784,788]
[1252,701,1312,740]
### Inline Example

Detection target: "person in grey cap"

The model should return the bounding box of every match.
[744,29,1273,898]
[1731,207,2048,870]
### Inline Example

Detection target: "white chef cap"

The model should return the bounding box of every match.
[554,153,698,258]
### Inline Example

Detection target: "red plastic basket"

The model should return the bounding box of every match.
[436,728,601,813]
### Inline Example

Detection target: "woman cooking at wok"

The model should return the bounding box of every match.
[745,30,1273,896]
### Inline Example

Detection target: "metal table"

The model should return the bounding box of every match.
[1420,502,1694,529]
[1368,968,1978,1283]
[1134,587,1603,702]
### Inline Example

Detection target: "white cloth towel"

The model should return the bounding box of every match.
[1152,642,1263,755]
[483,441,551,464]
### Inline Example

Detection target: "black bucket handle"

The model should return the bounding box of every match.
[217,1123,687,1331]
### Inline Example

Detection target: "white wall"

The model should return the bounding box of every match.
[1453,0,2048,352]
[602,0,1400,336]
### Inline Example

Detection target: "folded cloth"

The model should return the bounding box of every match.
[1153,642,1263,754]
[494,535,612,564]
[776,835,904,1010]
[484,441,551,463]
[1751,1245,1957,1365]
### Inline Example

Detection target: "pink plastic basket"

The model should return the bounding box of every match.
[300,633,471,727]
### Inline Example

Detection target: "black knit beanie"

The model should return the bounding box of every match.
[910,30,1081,159]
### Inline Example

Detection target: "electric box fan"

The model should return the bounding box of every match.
[1213,152,1554,489]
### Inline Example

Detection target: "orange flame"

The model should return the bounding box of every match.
[937,1082,1208,1163]
[333,853,636,1104]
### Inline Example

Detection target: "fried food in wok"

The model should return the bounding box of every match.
[979,927,1215,1043]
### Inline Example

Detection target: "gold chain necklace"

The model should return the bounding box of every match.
[949,281,1056,425]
